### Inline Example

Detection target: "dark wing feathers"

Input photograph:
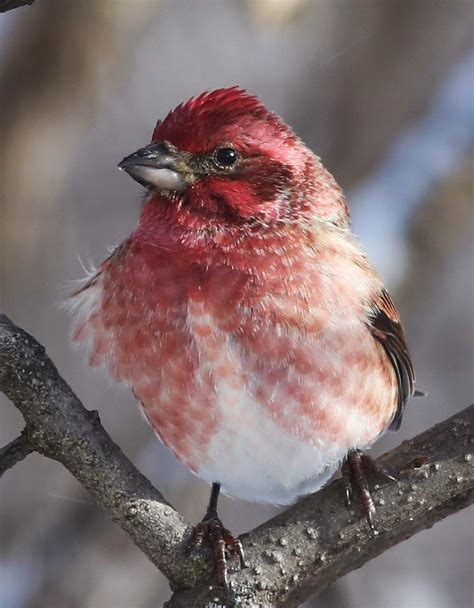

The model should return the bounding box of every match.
[368,289,415,431]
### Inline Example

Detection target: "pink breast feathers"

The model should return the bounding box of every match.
[68,234,397,502]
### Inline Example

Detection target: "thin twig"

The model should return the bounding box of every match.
[0,430,34,477]
[0,0,34,13]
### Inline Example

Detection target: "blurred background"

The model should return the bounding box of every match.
[0,1,473,607]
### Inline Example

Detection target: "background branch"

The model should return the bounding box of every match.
[0,0,34,12]
[1,313,472,607]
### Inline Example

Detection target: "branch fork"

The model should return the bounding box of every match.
[1,314,472,607]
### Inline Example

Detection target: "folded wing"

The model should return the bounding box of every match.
[367,289,415,431]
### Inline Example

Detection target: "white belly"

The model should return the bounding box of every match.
[186,305,385,504]
[198,399,341,504]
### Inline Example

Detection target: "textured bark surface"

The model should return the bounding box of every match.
[1,314,473,607]
[167,407,474,607]
[0,314,192,589]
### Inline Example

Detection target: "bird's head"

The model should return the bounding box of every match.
[119,87,348,232]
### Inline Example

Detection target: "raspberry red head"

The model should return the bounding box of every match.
[119,87,347,226]
[152,87,296,157]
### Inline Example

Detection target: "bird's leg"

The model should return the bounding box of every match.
[188,482,247,596]
[342,450,397,530]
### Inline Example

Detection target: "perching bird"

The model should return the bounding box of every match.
[69,87,416,592]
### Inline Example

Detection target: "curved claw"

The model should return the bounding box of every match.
[343,450,397,530]
[361,453,398,482]
[188,516,246,597]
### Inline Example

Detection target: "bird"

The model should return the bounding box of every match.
[68,86,416,593]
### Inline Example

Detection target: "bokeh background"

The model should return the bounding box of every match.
[1,1,473,607]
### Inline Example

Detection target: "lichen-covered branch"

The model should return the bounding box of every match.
[1,313,473,607]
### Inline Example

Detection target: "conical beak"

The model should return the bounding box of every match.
[118,142,187,192]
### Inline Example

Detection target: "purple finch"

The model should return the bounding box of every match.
[69,87,416,592]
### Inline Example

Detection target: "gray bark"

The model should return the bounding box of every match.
[1,314,472,607]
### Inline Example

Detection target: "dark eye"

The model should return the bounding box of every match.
[214,147,239,168]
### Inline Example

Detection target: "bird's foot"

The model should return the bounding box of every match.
[187,512,247,597]
[341,449,397,530]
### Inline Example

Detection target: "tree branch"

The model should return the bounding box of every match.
[167,405,473,607]
[0,0,34,13]
[0,314,193,589]
[0,430,34,476]
[1,313,472,607]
